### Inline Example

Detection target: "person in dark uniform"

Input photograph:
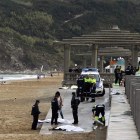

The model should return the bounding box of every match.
[92,104,105,125]
[31,100,41,130]
[124,66,132,87]
[83,74,91,101]
[71,92,80,124]
[90,75,96,102]
[130,66,135,75]
[125,66,131,75]
[51,95,59,125]
[77,75,85,102]
[69,67,72,72]
[114,66,120,85]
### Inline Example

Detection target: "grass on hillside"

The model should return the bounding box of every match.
[11,0,32,6]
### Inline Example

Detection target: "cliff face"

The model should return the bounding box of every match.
[0,37,49,73]
[0,0,140,72]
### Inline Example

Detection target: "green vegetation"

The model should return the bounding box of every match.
[11,0,32,6]
[0,0,140,70]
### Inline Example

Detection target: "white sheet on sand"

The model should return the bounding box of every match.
[37,118,72,127]
[54,125,85,132]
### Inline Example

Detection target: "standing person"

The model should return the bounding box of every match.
[119,66,123,82]
[130,66,135,75]
[31,100,41,130]
[69,67,72,72]
[124,66,132,87]
[125,66,131,75]
[114,66,119,85]
[51,95,59,125]
[71,92,80,124]
[37,75,39,82]
[90,75,96,102]
[55,91,64,119]
[78,67,82,73]
[77,75,85,102]
[83,74,91,101]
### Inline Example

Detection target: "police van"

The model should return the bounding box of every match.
[81,68,105,96]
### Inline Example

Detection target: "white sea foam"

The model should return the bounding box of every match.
[0,74,45,82]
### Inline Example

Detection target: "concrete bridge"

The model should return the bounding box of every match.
[62,72,116,87]
[54,25,140,86]
[51,26,140,139]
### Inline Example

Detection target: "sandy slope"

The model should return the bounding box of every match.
[0,74,106,140]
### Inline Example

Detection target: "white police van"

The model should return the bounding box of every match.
[81,68,105,96]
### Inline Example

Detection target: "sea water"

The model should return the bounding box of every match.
[0,74,41,81]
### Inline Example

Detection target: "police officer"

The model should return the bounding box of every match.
[90,75,96,102]
[124,66,132,87]
[71,92,80,124]
[125,66,131,75]
[51,95,59,125]
[83,74,91,101]
[114,66,120,85]
[130,66,135,75]
[77,75,84,102]
[92,104,105,125]
[31,100,41,130]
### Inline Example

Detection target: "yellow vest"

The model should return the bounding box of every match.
[120,68,122,73]
[91,79,96,83]
[84,78,91,82]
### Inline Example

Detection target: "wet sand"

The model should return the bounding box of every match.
[0,74,106,140]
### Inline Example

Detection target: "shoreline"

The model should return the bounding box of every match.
[0,75,62,137]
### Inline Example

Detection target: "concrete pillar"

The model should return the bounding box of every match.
[64,44,70,80]
[82,56,86,68]
[100,56,104,73]
[125,56,129,69]
[132,45,138,68]
[95,123,101,140]
[91,44,98,68]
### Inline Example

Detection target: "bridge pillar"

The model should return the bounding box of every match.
[64,44,70,81]
[82,56,86,68]
[91,44,98,68]
[125,56,129,69]
[132,45,138,68]
[100,56,104,73]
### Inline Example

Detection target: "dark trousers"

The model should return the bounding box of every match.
[90,84,96,93]
[32,115,38,130]
[95,107,105,117]
[120,74,122,81]
[83,83,90,100]
[51,110,58,124]
[95,107,105,124]
[115,75,119,84]
[72,108,78,123]
[77,86,83,101]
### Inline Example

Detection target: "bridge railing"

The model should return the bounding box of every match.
[62,72,80,86]
[62,72,116,86]
[100,73,115,84]
[125,75,140,138]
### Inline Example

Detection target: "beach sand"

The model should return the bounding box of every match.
[0,74,106,140]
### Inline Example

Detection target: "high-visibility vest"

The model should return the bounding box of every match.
[91,78,96,84]
[84,78,91,82]
[120,68,122,73]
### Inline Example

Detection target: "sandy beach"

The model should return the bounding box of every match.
[0,74,106,140]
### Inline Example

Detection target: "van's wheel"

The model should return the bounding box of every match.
[100,88,105,96]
